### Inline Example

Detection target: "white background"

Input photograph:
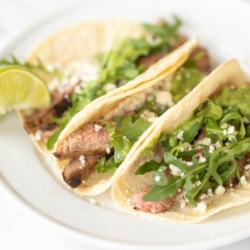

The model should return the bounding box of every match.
[0,0,250,249]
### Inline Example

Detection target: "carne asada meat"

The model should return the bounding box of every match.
[189,47,211,73]
[131,187,181,213]
[137,46,210,73]
[53,122,114,160]
[23,78,79,135]
[62,156,100,188]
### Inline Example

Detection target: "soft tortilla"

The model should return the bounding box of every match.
[53,38,199,196]
[18,20,148,156]
[111,59,250,223]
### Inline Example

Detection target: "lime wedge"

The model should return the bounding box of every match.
[0,66,51,115]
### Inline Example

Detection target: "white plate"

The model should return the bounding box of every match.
[1,0,250,249]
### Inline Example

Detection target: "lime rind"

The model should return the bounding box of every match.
[0,66,51,114]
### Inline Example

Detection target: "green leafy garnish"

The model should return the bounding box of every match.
[47,17,183,149]
[139,86,250,206]
[106,116,151,163]
[95,156,119,174]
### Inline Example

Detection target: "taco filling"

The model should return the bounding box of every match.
[18,17,210,153]
[52,40,210,189]
[132,84,250,214]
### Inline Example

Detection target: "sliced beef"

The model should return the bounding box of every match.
[23,90,71,134]
[131,187,181,213]
[137,45,210,74]
[53,122,114,160]
[39,123,59,144]
[189,47,211,73]
[137,51,169,70]
[62,156,100,188]
[23,78,79,135]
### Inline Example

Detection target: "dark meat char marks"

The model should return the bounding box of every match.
[62,156,99,188]
[23,79,79,134]
[53,122,114,160]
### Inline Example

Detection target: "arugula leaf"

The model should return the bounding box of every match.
[106,116,151,163]
[143,176,184,202]
[220,162,237,185]
[46,18,183,149]
[171,67,205,103]
[135,160,163,175]
[183,122,200,143]
[95,156,119,174]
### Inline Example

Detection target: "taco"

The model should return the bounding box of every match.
[16,18,207,156]
[111,59,250,223]
[51,36,212,196]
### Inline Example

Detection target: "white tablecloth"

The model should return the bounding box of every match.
[0,1,250,249]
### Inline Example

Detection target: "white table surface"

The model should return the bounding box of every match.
[1,1,250,249]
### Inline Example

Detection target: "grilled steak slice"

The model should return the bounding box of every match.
[23,77,80,135]
[131,187,181,213]
[23,90,71,134]
[39,123,59,144]
[137,45,210,74]
[62,156,100,188]
[53,122,114,160]
[189,47,211,73]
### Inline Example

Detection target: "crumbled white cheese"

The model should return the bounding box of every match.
[207,188,213,197]
[209,145,215,154]
[244,164,250,171]
[89,198,97,205]
[177,130,184,141]
[196,137,211,146]
[94,124,102,132]
[240,176,248,186]
[215,185,225,195]
[228,126,235,134]
[79,155,85,165]
[106,146,111,154]
[198,156,206,163]
[169,164,182,176]
[140,110,158,123]
[199,194,207,200]
[155,175,161,182]
[195,202,207,213]
[242,117,249,124]
[221,123,229,129]
[155,90,174,107]
[215,141,222,149]
[69,75,79,86]
[74,85,82,94]
[34,130,42,141]
[46,64,55,72]
[103,83,116,93]
[180,198,186,209]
